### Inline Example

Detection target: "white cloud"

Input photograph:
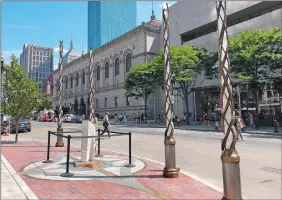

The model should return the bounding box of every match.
[2,49,22,63]
[3,24,40,29]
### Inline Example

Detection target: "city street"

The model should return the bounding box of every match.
[6,121,281,200]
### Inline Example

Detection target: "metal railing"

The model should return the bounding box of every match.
[42,129,134,177]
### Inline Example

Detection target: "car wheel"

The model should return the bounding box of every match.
[28,129,31,132]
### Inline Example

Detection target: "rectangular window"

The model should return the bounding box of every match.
[96,99,98,108]
[104,98,107,108]
[115,97,118,107]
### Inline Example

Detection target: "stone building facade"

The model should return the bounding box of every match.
[52,20,162,119]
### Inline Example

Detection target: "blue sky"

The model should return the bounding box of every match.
[2,1,176,69]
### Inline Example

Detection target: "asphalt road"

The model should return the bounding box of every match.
[5,121,282,200]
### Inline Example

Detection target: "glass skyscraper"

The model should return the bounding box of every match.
[88,1,137,51]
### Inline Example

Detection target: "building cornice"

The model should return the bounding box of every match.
[52,22,161,74]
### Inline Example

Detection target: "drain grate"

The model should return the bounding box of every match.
[260,167,282,174]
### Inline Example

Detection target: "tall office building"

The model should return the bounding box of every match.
[88,1,137,50]
[20,44,53,92]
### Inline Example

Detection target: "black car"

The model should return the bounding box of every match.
[10,118,31,133]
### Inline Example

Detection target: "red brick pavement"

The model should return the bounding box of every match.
[1,140,222,199]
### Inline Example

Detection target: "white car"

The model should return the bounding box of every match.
[63,114,74,123]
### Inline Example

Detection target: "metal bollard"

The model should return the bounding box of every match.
[125,132,136,168]
[43,131,53,163]
[60,135,74,177]
[274,120,279,133]
[95,129,103,157]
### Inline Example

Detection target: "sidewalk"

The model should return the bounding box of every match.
[1,139,222,199]
[110,120,282,135]
[1,154,38,200]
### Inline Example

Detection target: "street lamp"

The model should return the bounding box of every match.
[162,3,179,178]
[216,1,242,199]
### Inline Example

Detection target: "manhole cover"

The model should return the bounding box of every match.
[260,167,281,174]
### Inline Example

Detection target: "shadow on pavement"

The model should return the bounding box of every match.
[45,174,164,179]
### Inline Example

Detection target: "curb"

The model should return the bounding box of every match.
[1,154,39,200]
[115,124,282,136]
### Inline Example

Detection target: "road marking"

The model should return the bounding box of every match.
[1,154,38,200]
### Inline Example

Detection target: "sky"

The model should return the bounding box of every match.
[2,1,176,69]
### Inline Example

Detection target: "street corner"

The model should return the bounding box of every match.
[1,140,222,199]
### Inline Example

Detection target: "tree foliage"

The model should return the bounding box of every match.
[151,45,217,124]
[229,27,282,127]
[124,62,162,121]
[37,96,52,111]
[4,55,40,143]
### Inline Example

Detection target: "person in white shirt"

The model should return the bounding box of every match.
[101,112,110,138]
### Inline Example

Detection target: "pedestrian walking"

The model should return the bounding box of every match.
[133,113,136,123]
[141,113,144,123]
[123,113,127,124]
[203,113,210,127]
[101,112,110,138]
[175,116,180,128]
[234,111,244,141]
[249,112,255,127]
[137,113,140,123]
[119,113,123,124]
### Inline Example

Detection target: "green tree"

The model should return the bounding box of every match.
[37,96,52,111]
[4,56,40,143]
[152,45,217,125]
[229,27,282,128]
[124,62,162,122]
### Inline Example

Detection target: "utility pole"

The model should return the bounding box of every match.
[216,1,242,199]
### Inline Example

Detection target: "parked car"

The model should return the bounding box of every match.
[63,114,75,123]
[10,118,31,133]
[70,115,82,123]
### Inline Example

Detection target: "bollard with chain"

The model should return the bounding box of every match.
[125,132,135,168]
[95,129,103,157]
[60,135,74,177]
[43,131,53,163]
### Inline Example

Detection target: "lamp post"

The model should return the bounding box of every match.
[216,1,242,199]
[162,3,179,178]
[55,41,64,147]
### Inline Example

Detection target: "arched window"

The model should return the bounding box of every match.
[71,76,73,88]
[114,57,119,76]
[125,53,132,73]
[82,71,85,84]
[76,73,79,86]
[105,62,109,78]
[96,65,100,80]
[65,77,68,89]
